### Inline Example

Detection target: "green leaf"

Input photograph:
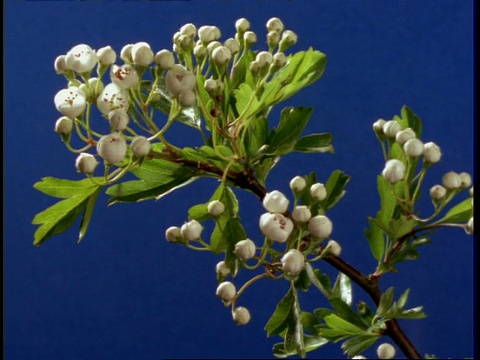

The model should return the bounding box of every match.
[387,217,419,239]
[266,107,314,156]
[321,170,351,210]
[304,263,331,298]
[332,273,353,306]
[293,133,334,154]
[341,334,379,358]
[265,288,295,337]
[33,179,103,246]
[400,105,423,137]
[328,297,368,331]
[365,219,385,261]
[233,82,261,119]
[438,197,473,223]
[106,159,196,203]
[377,287,395,317]
[320,314,367,340]
[188,203,211,222]
[272,335,329,358]
[245,116,269,161]
[284,286,305,358]
[254,157,278,187]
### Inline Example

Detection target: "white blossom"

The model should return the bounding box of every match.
[54,87,87,119]
[110,64,139,89]
[97,83,129,115]
[259,213,293,243]
[97,133,127,164]
[165,65,196,96]
[65,44,98,73]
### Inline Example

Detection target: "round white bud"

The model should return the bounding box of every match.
[382,120,401,138]
[310,183,327,201]
[97,133,127,164]
[373,118,386,134]
[279,30,298,51]
[198,25,217,44]
[423,142,442,164]
[212,46,232,65]
[272,52,287,68]
[442,171,462,189]
[96,45,117,66]
[458,172,472,188]
[178,89,196,107]
[429,184,447,201]
[267,31,281,48]
[180,23,197,37]
[234,239,256,260]
[54,87,87,119]
[292,206,312,223]
[180,220,203,241]
[193,44,207,59]
[131,41,154,66]
[395,127,416,145]
[469,186,474,197]
[404,138,424,157]
[216,281,236,301]
[266,17,284,32]
[232,307,250,325]
[54,55,68,74]
[243,31,257,46]
[215,261,230,277]
[308,215,333,239]
[75,153,99,175]
[259,213,294,243]
[65,44,98,73]
[255,51,273,67]
[281,249,305,275]
[207,200,225,216]
[325,239,342,257]
[108,109,129,130]
[165,226,181,243]
[54,116,73,135]
[382,159,405,184]
[290,176,307,192]
[235,18,250,33]
[165,65,196,96]
[263,190,289,213]
[376,343,396,359]
[120,44,133,62]
[223,38,240,55]
[154,49,175,70]
[130,136,151,157]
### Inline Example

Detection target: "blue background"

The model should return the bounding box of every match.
[5,1,475,359]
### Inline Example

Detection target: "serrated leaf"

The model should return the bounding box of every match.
[341,334,379,358]
[34,177,104,199]
[265,288,295,337]
[377,287,395,317]
[293,133,334,154]
[321,170,351,210]
[284,287,305,358]
[320,314,367,340]
[304,263,331,298]
[329,297,368,331]
[438,197,473,223]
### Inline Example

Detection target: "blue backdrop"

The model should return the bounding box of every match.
[5,1,475,359]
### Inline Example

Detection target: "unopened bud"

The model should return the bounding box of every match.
[243,31,257,46]
[376,343,396,359]
[272,52,287,68]
[165,226,182,243]
[373,118,386,135]
[382,120,401,138]
[266,17,284,33]
[180,220,203,241]
[232,307,250,325]
[442,171,462,190]
[234,239,256,260]
[155,49,175,70]
[54,116,73,135]
[382,159,405,184]
[404,138,424,157]
[97,133,127,164]
[180,23,197,38]
[292,206,311,223]
[256,51,273,67]
[235,18,250,33]
[279,30,298,51]
[281,249,305,275]
[429,185,446,201]
[263,190,289,213]
[216,281,236,301]
[178,89,196,107]
[131,41,154,66]
[223,38,240,55]
[130,136,151,157]
[423,142,442,164]
[96,45,117,66]
[458,172,472,188]
[215,261,230,277]
[120,44,133,62]
[308,215,333,239]
[465,217,474,235]
[54,55,68,74]
[212,46,232,65]
[267,31,281,49]
[324,239,342,257]
[108,109,129,130]
[290,176,306,192]
[310,183,327,201]
[207,200,225,216]
[75,153,99,175]
[395,127,416,145]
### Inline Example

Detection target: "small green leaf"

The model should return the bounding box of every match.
[328,297,368,331]
[438,197,473,223]
[272,335,328,358]
[341,334,379,358]
[34,177,103,199]
[321,170,351,210]
[284,286,305,358]
[320,314,367,340]
[78,186,102,243]
[365,219,385,261]
[304,263,331,298]
[265,288,295,337]
[188,203,211,222]
[293,133,334,154]
[332,273,353,306]
[377,287,395,317]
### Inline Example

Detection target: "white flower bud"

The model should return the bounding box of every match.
[223,38,240,55]
[281,249,305,275]
[373,118,386,134]
[216,281,236,301]
[279,30,298,51]
[429,184,446,201]
[130,136,151,157]
[382,159,405,184]
[243,31,257,46]
[198,25,217,44]
[234,239,256,260]
[110,64,139,89]
[259,213,294,243]
[310,183,327,201]
[54,116,73,135]
[272,52,287,68]
[207,200,225,216]
[465,217,474,235]
[423,142,442,164]
[382,120,401,138]
[309,215,333,239]
[178,89,196,107]
[249,60,261,74]
[180,220,203,241]
[376,343,396,359]
[235,18,250,33]
[120,44,133,62]
[325,239,342,257]
[165,65,196,96]
[263,190,289,213]
[290,176,307,192]
[96,83,129,115]
[108,109,129,130]
[75,153,99,175]
[193,44,207,59]
[131,41,154,66]
[54,55,68,74]
[267,31,281,48]
[65,44,98,73]
[96,46,116,66]
[54,87,87,119]
[212,46,232,65]
[165,226,181,243]
[403,138,424,157]
[458,172,472,188]
[154,49,175,70]
[97,133,127,164]
[255,51,273,67]
[232,307,250,325]
[395,127,416,145]
[215,261,230,277]
[204,78,221,95]
[292,206,311,223]
[180,23,197,38]
[266,17,284,33]
[442,171,462,189]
